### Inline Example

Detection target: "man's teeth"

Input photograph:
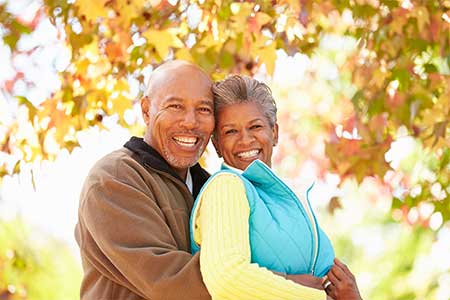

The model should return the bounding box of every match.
[173,136,198,146]
[237,150,260,158]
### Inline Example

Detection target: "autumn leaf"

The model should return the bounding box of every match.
[143,28,184,59]
[75,0,109,23]
[16,96,37,120]
[175,48,194,62]
[255,41,277,75]
[115,0,145,26]
[248,12,271,33]
[111,95,133,121]
[410,6,430,33]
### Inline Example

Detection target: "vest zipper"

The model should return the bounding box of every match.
[304,184,319,275]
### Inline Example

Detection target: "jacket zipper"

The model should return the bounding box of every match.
[304,184,319,275]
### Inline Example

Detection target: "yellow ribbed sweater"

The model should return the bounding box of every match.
[192,173,326,300]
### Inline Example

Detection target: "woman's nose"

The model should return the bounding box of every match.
[239,130,255,145]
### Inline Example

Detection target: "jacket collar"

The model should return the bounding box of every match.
[124,136,209,198]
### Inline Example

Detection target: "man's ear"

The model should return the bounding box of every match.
[272,123,279,146]
[212,136,222,158]
[141,96,150,125]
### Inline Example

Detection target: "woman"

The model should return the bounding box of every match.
[190,75,362,300]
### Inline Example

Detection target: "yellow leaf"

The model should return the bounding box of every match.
[80,38,100,63]
[389,15,408,35]
[249,12,272,33]
[256,12,271,27]
[115,78,130,92]
[115,0,145,26]
[175,48,194,62]
[411,6,430,32]
[197,35,215,52]
[256,42,277,75]
[230,3,253,29]
[143,29,184,59]
[111,95,132,117]
[75,0,109,23]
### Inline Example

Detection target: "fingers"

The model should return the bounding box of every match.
[334,258,355,280]
[324,281,336,299]
[329,263,346,282]
[327,267,340,285]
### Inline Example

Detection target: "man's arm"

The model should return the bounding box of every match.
[78,161,210,300]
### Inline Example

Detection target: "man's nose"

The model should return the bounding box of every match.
[179,109,198,129]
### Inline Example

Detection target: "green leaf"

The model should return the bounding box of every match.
[17,96,38,120]
[13,160,21,174]
[392,68,411,91]
[69,32,94,54]
[423,63,438,73]
[3,33,19,49]
[11,19,32,34]
[219,51,234,69]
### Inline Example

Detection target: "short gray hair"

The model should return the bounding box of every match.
[212,75,277,128]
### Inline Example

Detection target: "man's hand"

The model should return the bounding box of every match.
[324,258,362,300]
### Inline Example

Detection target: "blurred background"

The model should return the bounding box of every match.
[0,0,449,299]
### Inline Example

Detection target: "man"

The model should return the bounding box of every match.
[75,60,214,300]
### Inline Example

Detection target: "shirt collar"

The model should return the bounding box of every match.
[185,168,193,194]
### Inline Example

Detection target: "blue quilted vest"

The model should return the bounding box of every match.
[190,159,334,277]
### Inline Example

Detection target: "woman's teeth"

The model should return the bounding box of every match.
[237,150,260,158]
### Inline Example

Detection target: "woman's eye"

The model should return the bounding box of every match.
[250,124,262,130]
[225,129,237,135]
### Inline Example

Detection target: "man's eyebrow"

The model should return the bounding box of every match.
[161,97,213,107]
[162,96,183,103]
[199,100,214,107]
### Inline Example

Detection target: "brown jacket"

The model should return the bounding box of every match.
[75,137,211,300]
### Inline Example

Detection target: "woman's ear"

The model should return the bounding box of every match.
[212,136,222,158]
[272,123,279,146]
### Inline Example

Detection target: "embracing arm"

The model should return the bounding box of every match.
[195,173,326,300]
[77,159,210,300]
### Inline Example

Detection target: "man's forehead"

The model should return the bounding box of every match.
[159,95,214,105]
[146,65,212,97]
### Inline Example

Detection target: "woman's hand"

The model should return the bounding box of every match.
[324,258,362,300]
[286,274,324,290]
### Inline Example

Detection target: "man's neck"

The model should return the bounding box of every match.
[173,167,188,181]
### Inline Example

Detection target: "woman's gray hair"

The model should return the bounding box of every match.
[212,75,277,128]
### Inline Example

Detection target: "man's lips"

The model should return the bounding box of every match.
[172,135,200,148]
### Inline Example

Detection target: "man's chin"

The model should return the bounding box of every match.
[164,153,201,171]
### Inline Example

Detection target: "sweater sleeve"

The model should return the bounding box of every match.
[195,173,326,300]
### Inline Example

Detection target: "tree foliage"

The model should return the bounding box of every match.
[0,0,449,224]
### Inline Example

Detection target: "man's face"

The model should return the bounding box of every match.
[142,65,214,177]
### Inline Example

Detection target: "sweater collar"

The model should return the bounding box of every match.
[124,136,209,197]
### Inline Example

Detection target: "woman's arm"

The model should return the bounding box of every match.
[195,173,327,300]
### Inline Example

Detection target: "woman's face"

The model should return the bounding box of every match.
[214,101,278,170]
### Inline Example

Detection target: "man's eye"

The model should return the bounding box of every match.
[250,124,263,130]
[199,107,212,114]
[168,104,182,110]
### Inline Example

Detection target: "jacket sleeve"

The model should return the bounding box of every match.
[78,159,210,300]
[195,173,326,300]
